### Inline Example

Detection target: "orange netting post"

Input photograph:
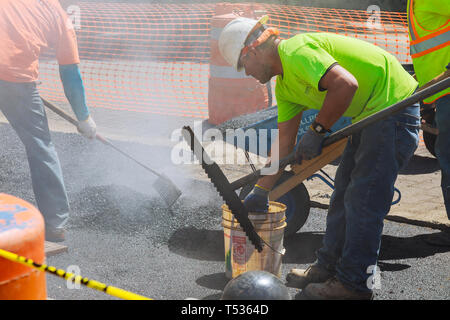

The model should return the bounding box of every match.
[0,194,46,300]
[207,3,269,125]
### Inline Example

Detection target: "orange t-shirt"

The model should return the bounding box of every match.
[0,0,80,82]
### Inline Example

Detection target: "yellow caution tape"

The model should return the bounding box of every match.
[0,248,151,300]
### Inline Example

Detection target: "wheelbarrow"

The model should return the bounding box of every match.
[229,108,402,237]
[181,70,450,252]
[182,66,449,251]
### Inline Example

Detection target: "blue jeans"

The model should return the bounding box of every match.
[0,80,69,229]
[316,103,420,293]
[434,95,450,218]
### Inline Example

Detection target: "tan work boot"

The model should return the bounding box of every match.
[302,277,373,300]
[286,264,334,289]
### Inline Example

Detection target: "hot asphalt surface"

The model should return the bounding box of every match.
[0,116,449,300]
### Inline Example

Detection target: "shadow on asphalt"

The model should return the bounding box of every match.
[379,232,450,260]
[399,154,440,175]
[201,292,224,300]
[283,232,324,264]
[168,227,224,261]
[168,228,449,273]
[196,273,229,292]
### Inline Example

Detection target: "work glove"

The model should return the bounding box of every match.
[243,185,269,213]
[295,127,325,164]
[77,115,97,139]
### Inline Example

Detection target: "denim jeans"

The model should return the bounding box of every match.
[434,95,450,218]
[0,80,69,229]
[316,103,420,293]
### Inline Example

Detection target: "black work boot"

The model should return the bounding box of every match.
[302,276,373,300]
[285,264,334,289]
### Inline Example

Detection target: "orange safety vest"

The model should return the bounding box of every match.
[407,0,450,103]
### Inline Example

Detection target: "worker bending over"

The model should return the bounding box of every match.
[219,15,420,299]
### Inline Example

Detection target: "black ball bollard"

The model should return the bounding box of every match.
[221,270,291,300]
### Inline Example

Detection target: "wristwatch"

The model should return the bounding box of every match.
[310,120,331,135]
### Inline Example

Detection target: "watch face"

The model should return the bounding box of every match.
[316,125,323,132]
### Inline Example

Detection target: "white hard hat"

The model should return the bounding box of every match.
[218,15,269,71]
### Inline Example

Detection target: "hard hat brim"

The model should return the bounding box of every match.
[219,15,270,71]
[237,15,269,71]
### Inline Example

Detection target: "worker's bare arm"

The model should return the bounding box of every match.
[315,65,358,130]
[257,111,303,190]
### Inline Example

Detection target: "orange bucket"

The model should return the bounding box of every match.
[0,193,46,300]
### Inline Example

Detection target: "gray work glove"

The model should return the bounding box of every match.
[295,127,325,164]
[77,115,97,139]
[243,185,269,213]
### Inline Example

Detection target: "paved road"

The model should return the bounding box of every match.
[0,111,448,300]
[43,205,449,300]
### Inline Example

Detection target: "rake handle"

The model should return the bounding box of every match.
[42,98,78,127]
[41,97,162,178]
[94,134,162,177]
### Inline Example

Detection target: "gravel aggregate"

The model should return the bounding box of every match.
[215,106,278,133]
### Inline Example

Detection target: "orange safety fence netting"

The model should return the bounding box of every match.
[38,2,412,119]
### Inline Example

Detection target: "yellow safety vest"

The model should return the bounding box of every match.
[407,0,450,103]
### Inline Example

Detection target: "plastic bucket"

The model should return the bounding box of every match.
[222,201,287,279]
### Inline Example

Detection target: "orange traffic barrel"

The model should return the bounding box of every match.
[0,193,46,300]
[208,4,268,125]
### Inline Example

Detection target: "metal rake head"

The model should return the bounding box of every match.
[152,173,182,208]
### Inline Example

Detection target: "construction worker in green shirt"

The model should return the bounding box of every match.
[407,0,450,246]
[219,16,420,299]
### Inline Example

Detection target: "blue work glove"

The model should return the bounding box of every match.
[295,127,326,164]
[59,64,97,139]
[243,185,269,213]
[59,64,90,122]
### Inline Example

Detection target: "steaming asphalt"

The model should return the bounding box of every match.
[0,111,449,300]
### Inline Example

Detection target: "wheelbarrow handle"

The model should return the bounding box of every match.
[323,74,449,147]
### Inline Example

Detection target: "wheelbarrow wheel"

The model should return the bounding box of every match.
[274,171,310,238]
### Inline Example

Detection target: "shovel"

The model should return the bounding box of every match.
[41,98,182,208]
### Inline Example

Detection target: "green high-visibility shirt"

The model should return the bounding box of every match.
[412,0,450,31]
[408,0,450,103]
[276,33,418,123]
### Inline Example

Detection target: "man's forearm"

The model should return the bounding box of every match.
[315,86,356,130]
[316,65,358,130]
[256,138,287,190]
[256,114,301,190]
[59,64,90,121]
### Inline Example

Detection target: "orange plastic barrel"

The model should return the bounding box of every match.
[208,4,268,125]
[0,193,46,300]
